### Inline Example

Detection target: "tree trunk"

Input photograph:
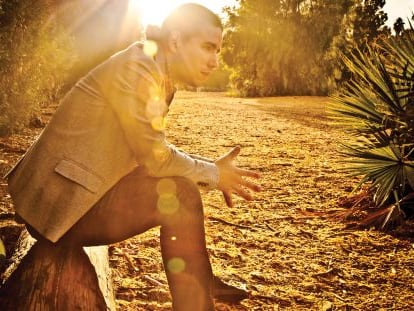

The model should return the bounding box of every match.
[0,229,116,311]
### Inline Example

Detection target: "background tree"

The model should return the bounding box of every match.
[0,0,74,135]
[223,0,354,96]
[352,0,388,46]
[393,17,405,36]
[223,0,389,96]
[325,0,389,89]
[0,0,141,136]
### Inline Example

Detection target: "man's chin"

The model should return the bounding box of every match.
[181,76,208,88]
[186,80,205,88]
[194,76,209,87]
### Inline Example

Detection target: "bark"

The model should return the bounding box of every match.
[0,229,116,311]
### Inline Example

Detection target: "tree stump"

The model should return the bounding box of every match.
[0,229,116,310]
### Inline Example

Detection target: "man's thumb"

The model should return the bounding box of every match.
[228,145,240,159]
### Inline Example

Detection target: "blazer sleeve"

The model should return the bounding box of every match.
[95,51,219,189]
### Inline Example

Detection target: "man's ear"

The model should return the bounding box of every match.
[167,30,181,52]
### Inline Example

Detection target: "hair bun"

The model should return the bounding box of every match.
[145,25,162,41]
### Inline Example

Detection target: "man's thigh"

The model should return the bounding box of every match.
[61,167,164,246]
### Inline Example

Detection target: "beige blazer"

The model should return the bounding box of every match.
[7,42,218,242]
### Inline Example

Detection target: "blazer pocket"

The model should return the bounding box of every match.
[54,159,103,193]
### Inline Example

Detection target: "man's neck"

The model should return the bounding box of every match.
[155,48,176,104]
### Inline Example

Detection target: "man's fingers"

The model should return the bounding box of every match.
[223,183,260,207]
[237,167,260,179]
[223,191,233,207]
[235,186,253,201]
[241,179,262,192]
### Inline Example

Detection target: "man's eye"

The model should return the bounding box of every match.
[204,45,215,52]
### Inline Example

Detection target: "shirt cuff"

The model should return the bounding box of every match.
[194,160,219,190]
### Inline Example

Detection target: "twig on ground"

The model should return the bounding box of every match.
[121,252,139,272]
[311,268,335,277]
[142,275,166,287]
[208,216,256,231]
[332,293,347,302]
[265,223,277,232]
[0,143,26,154]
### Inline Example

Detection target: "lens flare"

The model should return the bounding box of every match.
[151,116,167,131]
[143,40,158,57]
[152,141,170,162]
[157,193,180,215]
[156,178,177,195]
[167,257,186,273]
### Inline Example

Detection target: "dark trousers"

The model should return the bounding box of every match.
[27,167,215,311]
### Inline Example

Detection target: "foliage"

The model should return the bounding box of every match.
[352,0,388,46]
[325,0,389,89]
[223,0,391,97]
[329,30,414,226]
[223,0,349,96]
[393,17,405,36]
[0,0,141,136]
[0,0,75,136]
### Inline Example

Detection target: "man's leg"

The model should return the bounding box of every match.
[44,167,215,310]
[158,177,214,311]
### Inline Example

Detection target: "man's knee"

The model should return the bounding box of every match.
[173,176,202,203]
[157,176,202,215]
[157,177,206,232]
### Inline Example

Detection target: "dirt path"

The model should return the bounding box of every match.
[1,92,414,310]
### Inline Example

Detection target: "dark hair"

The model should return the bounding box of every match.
[146,3,222,42]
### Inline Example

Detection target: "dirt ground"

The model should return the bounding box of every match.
[1,91,414,310]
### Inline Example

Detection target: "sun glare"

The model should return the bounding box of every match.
[128,0,179,26]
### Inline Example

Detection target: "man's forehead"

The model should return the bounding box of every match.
[192,22,223,44]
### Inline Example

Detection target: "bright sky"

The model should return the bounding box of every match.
[384,0,414,28]
[129,0,237,26]
[132,0,413,29]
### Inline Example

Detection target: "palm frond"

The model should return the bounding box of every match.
[329,31,414,221]
[341,48,403,113]
[338,131,412,206]
[380,27,414,103]
[383,35,414,78]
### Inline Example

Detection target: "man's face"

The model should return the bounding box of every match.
[172,21,223,87]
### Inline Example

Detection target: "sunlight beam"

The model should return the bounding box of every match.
[128,0,176,26]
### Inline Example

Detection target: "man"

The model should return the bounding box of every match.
[5,3,260,310]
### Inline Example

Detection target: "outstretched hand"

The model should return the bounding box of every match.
[215,146,261,207]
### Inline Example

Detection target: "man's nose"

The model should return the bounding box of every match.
[208,54,219,70]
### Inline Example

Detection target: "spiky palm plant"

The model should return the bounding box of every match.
[329,29,414,229]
